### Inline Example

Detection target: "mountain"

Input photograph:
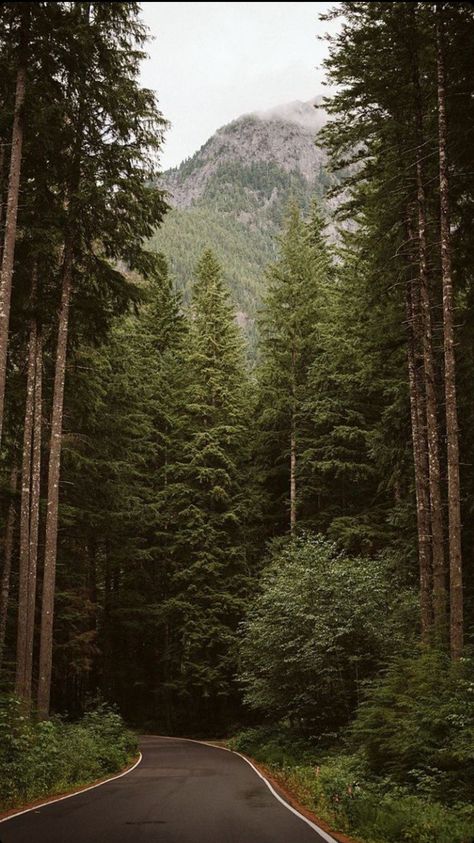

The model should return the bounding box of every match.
[149,97,334,346]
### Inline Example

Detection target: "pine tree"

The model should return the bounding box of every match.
[162,249,251,730]
[36,2,167,718]
[436,3,463,660]
[0,3,29,446]
[256,202,331,536]
[318,0,474,647]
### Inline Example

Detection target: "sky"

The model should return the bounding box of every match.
[139,2,339,170]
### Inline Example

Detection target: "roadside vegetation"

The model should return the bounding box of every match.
[0,700,138,812]
[231,537,474,843]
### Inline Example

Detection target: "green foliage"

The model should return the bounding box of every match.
[239,535,416,734]
[0,698,137,810]
[229,725,316,766]
[255,201,333,533]
[149,205,275,349]
[154,249,255,731]
[351,650,474,802]
[231,728,474,843]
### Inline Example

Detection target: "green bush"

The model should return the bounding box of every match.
[239,535,415,735]
[0,697,138,810]
[229,725,315,766]
[351,650,474,803]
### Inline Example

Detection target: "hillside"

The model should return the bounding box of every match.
[149,98,333,344]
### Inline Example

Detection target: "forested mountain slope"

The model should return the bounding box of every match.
[149,98,334,344]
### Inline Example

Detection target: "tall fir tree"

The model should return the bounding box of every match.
[256,202,332,536]
[162,249,252,731]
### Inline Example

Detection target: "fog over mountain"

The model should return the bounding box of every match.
[252,95,327,131]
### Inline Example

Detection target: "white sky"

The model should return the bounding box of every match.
[139,2,339,170]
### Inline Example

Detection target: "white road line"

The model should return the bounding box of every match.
[0,752,143,824]
[153,735,339,843]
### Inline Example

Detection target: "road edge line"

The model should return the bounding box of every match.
[0,752,143,824]
[154,735,338,843]
[231,749,339,843]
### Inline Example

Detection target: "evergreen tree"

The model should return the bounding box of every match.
[162,249,252,731]
[256,202,331,536]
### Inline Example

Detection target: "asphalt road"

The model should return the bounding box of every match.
[0,735,336,843]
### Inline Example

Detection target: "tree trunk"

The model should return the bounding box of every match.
[415,160,447,641]
[0,143,5,262]
[24,328,42,700]
[290,424,296,532]
[37,244,73,719]
[406,3,448,643]
[436,6,463,660]
[0,465,18,672]
[404,229,432,641]
[15,314,37,700]
[0,35,27,447]
[290,345,296,532]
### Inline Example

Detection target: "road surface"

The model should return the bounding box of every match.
[0,735,336,843]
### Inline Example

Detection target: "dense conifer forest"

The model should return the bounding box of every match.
[1,3,474,841]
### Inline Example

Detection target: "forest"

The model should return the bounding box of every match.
[1,3,474,843]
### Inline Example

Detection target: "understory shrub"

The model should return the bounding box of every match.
[231,728,474,843]
[351,650,474,803]
[0,698,138,810]
[239,535,416,735]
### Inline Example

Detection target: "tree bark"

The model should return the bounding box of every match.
[0,22,28,447]
[0,465,18,672]
[404,230,432,641]
[15,313,36,700]
[436,5,463,660]
[24,327,42,700]
[37,243,73,718]
[0,143,5,262]
[290,345,296,532]
[406,3,448,643]
[415,161,447,641]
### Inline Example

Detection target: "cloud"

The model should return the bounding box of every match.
[139,2,340,169]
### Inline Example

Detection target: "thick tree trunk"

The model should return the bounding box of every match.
[436,6,463,660]
[0,54,27,447]
[407,5,448,643]
[15,315,37,700]
[37,244,73,718]
[24,328,42,700]
[415,161,447,641]
[0,143,5,261]
[0,465,18,671]
[405,259,432,642]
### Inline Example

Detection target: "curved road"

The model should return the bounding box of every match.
[0,736,336,843]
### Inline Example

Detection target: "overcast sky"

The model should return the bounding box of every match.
[139,2,339,170]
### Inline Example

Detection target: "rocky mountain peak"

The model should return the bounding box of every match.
[163,97,329,209]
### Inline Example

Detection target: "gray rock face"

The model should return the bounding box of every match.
[163,98,329,210]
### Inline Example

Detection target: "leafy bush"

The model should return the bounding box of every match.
[229,725,316,766]
[0,698,138,810]
[239,535,415,735]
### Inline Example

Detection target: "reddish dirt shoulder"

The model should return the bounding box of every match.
[237,752,363,843]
